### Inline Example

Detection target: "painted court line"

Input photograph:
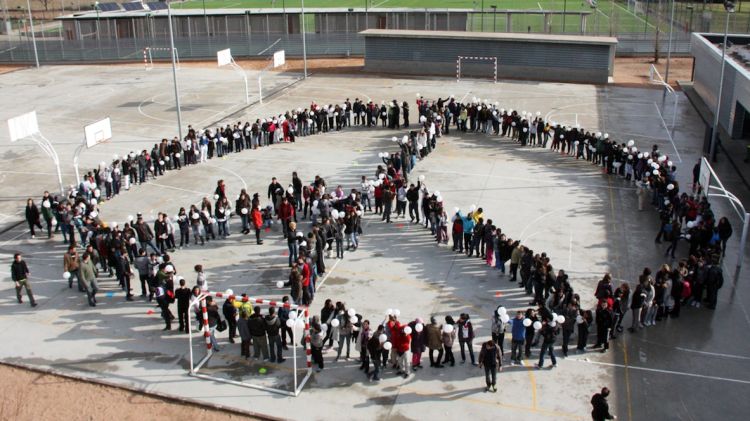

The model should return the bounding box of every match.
[314,258,342,289]
[573,358,750,385]
[653,102,682,163]
[674,347,750,361]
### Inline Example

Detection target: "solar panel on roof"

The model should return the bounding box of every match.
[97,2,121,12]
[121,2,145,11]
[146,1,168,10]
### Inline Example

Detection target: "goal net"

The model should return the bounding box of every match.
[143,47,180,71]
[188,291,313,397]
[457,56,498,83]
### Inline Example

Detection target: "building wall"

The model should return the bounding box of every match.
[691,32,750,139]
[364,32,615,84]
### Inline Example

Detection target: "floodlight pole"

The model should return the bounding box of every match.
[167,2,184,141]
[709,6,733,162]
[665,0,676,82]
[302,0,308,79]
[25,0,39,68]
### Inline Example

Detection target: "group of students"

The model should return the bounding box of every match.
[13,93,733,417]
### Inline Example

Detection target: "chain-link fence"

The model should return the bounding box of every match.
[0,2,729,64]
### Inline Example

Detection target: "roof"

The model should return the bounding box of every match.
[360,29,618,46]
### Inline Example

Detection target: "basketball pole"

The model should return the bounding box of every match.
[25,0,39,68]
[301,0,308,79]
[167,1,184,142]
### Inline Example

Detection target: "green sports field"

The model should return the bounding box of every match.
[173,0,665,34]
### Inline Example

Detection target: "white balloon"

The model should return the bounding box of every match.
[383,341,393,350]
[129,237,136,245]
[379,334,387,343]
[523,318,532,327]
[331,319,340,327]
[393,309,401,317]
[443,324,454,333]
[286,319,295,328]
[225,288,233,296]
[557,315,566,324]
[403,326,412,335]
[241,208,248,215]
[63,271,71,279]
[533,321,542,330]
[415,323,424,332]
[348,308,356,317]
[276,281,284,288]
[295,319,305,329]
[497,307,507,316]
[576,315,584,324]
[550,321,557,328]
[501,314,510,323]
[320,323,328,332]
[289,311,298,320]
[351,316,358,324]
[287,187,294,194]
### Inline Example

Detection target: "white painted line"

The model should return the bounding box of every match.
[613,1,656,30]
[574,358,750,385]
[653,102,683,163]
[202,163,248,191]
[674,347,750,361]
[148,182,208,195]
[315,258,342,290]
[371,0,390,8]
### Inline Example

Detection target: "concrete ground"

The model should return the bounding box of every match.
[0,67,749,421]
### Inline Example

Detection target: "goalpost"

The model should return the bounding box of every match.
[187,290,314,397]
[649,63,678,130]
[457,56,498,83]
[143,47,180,71]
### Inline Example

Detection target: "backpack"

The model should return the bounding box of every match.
[681,281,692,299]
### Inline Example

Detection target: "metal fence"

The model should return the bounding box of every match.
[0,3,717,64]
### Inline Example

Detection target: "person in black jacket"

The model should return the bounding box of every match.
[25,198,42,239]
[593,301,613,352]
[248,307,269,360]
[11,253,36,307]
[222,295,238,343]
[266,307,284,363]
[591,387,616,420]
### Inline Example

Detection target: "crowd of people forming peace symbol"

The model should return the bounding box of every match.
[12,93,730,391]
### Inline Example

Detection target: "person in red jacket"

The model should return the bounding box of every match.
[278,196,295,239]
[250,205,263,245]
[390,320,412,378]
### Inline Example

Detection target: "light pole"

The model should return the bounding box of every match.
[167,1,183,141]
[491,5,497,32]
[665,0,676,83]
[563,0,567,33]
[686,5,694,32]
[301,0,307,79]
[709,1,735,162]
[481,0,484,32]
[25,0,39,67]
